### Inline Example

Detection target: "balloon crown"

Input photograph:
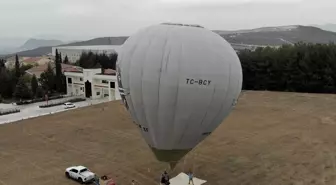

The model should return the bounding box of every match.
[161,22,204,28]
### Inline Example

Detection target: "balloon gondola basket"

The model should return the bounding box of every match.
[159,155,208,185]
[99,174,117,185]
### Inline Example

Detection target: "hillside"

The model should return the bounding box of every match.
[20,38,64,50]
[214,25,336,46]
[312,23,336,33]
[12,46,52,57]
[61,36,128,46]
[0,38,65,56]
[0,37,28,55]
[8,36,128,57]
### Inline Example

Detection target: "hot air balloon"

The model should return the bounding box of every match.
[116,23,243,168]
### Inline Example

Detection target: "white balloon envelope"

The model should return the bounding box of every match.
[116,23,243,165]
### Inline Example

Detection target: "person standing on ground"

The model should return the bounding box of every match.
[164,171,170,185]
[160,171,166,185]
[93,175,100,185]
[188,171,194,185]
[160,171,170,185]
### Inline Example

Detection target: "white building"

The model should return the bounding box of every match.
[51,45,123,101]
[64,68,121,101]
[51,45,122,64]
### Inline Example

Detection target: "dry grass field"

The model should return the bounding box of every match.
[1,91,336,185]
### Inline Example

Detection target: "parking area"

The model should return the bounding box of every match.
[0,97,110,124]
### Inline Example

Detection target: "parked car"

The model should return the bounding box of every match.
[65,166,95,184]
[64,102,76,109]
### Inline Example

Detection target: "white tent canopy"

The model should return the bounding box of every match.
[168,173,207,185]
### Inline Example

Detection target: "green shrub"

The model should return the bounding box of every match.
[0,108,20,116]
[69,98,86,103]
[16,95,64,105]
[39,98,86,108]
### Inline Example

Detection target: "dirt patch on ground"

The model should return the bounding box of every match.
[1,91,336,185]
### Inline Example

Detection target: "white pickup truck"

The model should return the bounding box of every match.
[65,166,95,184]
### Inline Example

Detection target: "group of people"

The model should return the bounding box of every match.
[93,170,194,185]
[160,170,194,185]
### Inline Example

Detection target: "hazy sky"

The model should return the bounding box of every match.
[0,0,336,40]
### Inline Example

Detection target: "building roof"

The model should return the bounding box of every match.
[102,69,116,75]
[65,68,117,76]
[22,57,43,64]
[62,63,83,73]
[52,45,122,56]
[26,63,83,78]
[5,56,29,62]
[54,45,121,50]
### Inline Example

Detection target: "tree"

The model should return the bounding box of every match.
[20,74,32,84]
[76,51,100,68]
[58,53,63,64]
[0,59,5,70]
[20,64,34,74]
[15,54,20,83]
[39,63,55,92]
[63,55,69,64]
[31,74,38,97]
[55,49,59,63]
[60,73,67,94]
[98,53,109,74]
[0,68,14,98]
[55,49,62,92]
[13,77,32,100]
[76,51,118,71]
[109,53,118,70]
[35,86,45,98]
[238,42,336,94]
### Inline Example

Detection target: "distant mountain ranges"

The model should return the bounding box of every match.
[20,38,64,51]
[217,25,336,47]
[1,24,336,58]
[6,37,129,58]
[0,38,66,56]
[312,23,336,33]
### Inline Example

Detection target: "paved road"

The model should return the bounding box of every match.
[0,98,110,125]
